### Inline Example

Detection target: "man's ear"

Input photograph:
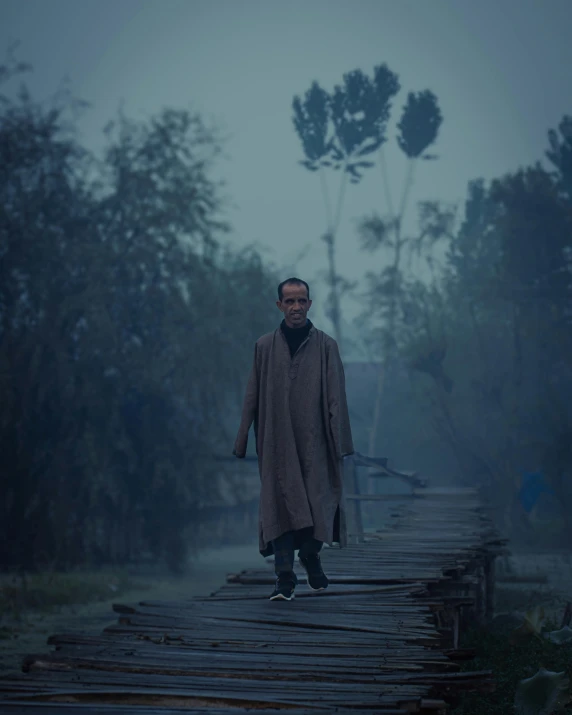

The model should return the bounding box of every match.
[276,300,283,311]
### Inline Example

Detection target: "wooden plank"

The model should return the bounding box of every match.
[0,485,503,713]
[350,451,388,468]
[0,674,429,708]
[22,648,444,677]
[0,706,385,715]
[43,633,455,667]
[103,622,443,649]
[345,493,422,500]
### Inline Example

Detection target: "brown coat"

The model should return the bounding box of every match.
[233,324,354,555]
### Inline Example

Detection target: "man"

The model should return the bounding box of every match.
[233,278,354,601]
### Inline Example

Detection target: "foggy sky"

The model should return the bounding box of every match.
[1,0,571,354]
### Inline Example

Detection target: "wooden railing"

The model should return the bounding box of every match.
[343,451,427,544]
[214,451,425,546]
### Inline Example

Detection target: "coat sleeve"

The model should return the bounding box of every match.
[233,342,259,457]
[326,340,355,460]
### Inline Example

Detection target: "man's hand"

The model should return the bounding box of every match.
[232,448,246,459]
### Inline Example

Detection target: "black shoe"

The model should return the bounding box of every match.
[299,553,329,591]
[269,572,297,601]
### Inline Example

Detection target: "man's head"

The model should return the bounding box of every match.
[277,278,312,328]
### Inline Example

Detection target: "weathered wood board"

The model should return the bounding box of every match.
[0,486,506,712]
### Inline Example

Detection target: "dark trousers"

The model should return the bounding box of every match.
[272,529,323,575]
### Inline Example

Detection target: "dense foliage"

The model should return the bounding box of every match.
[360,117,572,541]
[0,60,278,571]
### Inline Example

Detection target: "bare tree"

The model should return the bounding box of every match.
[292,65,400,351]
[356,90,443,484]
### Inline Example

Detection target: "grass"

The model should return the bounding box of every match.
[451,589,572,715]
[0,569,143,621]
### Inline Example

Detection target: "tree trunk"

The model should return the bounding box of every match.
[366,160,416,491]
[367,234,402,492]
[323,230,343,349]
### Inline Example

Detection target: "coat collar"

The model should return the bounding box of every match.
[276,322,316,355]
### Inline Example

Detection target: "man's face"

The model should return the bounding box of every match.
[277,283,312,329]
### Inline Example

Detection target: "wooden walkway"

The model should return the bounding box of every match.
[0,486,507,714]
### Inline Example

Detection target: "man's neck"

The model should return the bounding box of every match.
[282,318,310,330]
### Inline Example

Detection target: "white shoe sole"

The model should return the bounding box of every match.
[269,592,295,601]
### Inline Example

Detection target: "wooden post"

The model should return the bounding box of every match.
[484,553,496,623]
[344,456,364,544]
[476,561,487,625]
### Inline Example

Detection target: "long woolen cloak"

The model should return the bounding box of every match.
[233,324,354,556]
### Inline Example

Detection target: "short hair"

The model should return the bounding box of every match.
[278,277,310,302]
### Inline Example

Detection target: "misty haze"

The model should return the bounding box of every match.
[1,1,572,713]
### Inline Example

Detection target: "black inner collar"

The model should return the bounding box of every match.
[281,318,313,357]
